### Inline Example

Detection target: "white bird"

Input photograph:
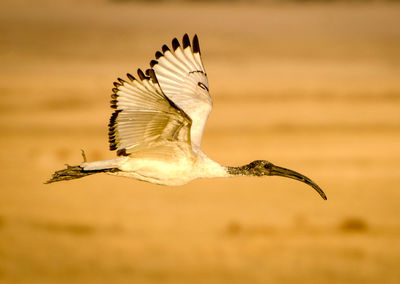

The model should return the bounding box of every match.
[47,34,326,200]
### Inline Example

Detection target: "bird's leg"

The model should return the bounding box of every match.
[45,150,120,184]
[45,164,93,184]
[45,165,120,184]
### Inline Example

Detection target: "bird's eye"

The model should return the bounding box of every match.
[198,82,209,92]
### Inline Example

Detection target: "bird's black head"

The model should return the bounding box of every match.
[240,160,274,176]
[227,160,327,200]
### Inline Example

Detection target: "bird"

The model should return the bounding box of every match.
[46,34,327,200]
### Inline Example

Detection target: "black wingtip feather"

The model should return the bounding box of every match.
[193,34,200,54]
[110,99,118,108]
[183,34,190,48]
[150,60,158,67]
[162,44,170,53]
[108,109,122,151]
[127,73,135,81]
[155,51,163,59]
[148,69,159,84]
[118,77,126,84]
[113,81,121,88]
[112,88,118,93]
[172,38,180,50]
[137,69,146,80]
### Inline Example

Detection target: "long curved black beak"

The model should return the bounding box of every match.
[268,164,327,200]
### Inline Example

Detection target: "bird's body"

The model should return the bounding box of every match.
[82,146,228,186]
[47,34,327,200]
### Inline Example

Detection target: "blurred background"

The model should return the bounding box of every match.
[1,0,400,283]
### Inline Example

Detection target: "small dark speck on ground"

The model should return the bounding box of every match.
[226,221,242,236]
[225,221,276,237]
[339,217,368,233]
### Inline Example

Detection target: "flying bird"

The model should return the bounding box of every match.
[46,34,327,200]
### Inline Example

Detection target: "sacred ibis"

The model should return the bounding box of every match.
[46,34,327,200]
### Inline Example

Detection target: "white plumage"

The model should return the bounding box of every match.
[47,34,327,200]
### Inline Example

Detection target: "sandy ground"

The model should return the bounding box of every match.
[1,0,400,283]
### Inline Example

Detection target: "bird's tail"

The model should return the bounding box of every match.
[45,164,120,184]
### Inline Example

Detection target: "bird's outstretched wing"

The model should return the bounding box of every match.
[150,34,212,148]
[109,69,192,158]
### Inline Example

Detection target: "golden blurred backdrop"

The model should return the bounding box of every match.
[1,0,400,283]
